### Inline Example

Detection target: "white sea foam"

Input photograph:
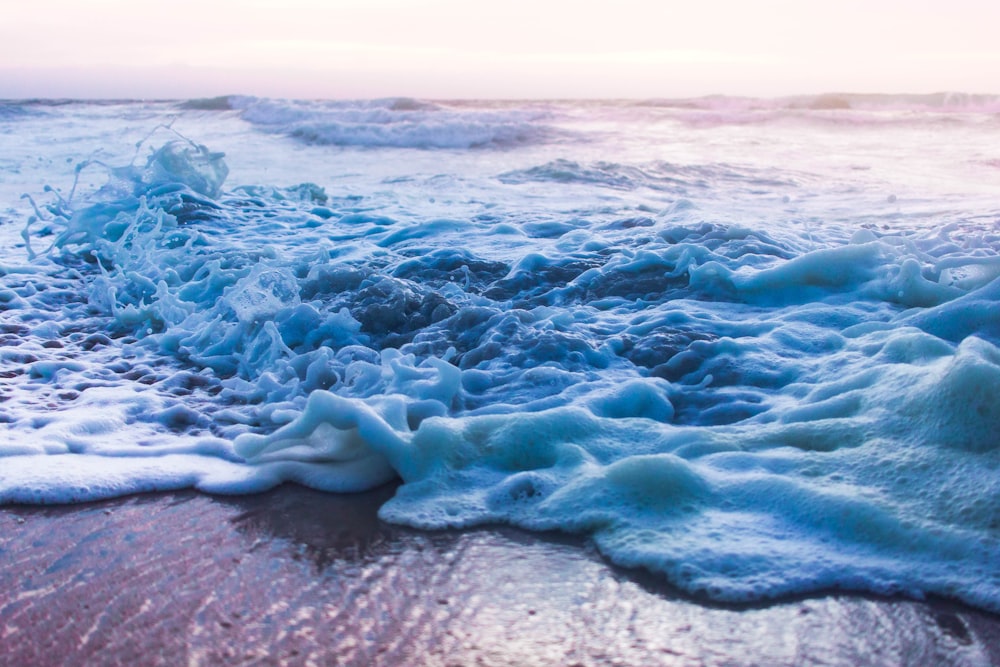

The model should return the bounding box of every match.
[1,98,999,611]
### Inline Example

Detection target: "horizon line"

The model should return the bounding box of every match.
[4,90,1000,104]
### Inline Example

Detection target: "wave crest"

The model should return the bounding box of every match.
[234,97,558,149]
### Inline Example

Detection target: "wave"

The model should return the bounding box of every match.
[228,96,560,149]
[3,132,1000,612]
[499,159,799,194]
[638,91,1000,113]
[0,102,46,120]
[632,92,1000,129]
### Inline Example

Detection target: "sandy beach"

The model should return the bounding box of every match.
[1,484,997,667]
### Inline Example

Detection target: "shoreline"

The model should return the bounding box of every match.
[2,484,999,666]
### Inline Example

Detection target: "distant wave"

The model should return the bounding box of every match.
[0,102,47,120]
[632,92,1000,128]
[180,96,238,111]
[637,92,1000,113]
[224,96,560,149]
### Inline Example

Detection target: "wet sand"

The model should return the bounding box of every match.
[1,484,998,666]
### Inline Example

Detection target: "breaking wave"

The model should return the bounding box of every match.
[228,97,560,149]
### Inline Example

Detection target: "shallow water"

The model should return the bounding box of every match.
[1,94,999,610]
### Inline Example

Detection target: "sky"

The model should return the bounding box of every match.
[1,0,998,99]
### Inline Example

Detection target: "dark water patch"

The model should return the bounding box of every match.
[391,248,509,293]
[349,276,456,348]
[575,261,690,304]
[180,96,237,111]
[483,254,607,307]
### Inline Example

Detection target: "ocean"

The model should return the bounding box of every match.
[1,93,999,611]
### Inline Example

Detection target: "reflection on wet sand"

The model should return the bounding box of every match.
[2,485,998,666]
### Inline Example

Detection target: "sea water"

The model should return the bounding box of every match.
[1,94,999,610]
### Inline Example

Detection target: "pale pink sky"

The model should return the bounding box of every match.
[1,0,998,99]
